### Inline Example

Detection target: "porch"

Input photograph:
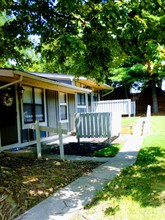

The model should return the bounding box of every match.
[0,101,133,159]
[1,111,121,160]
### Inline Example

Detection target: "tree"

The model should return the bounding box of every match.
[0,0,126,78]
[109,1,165,113]
[0,0,165,112]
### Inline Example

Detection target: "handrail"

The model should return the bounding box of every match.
[34,121,67,159]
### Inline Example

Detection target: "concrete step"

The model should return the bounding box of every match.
[121,125,134,134]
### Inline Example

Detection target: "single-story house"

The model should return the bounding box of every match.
[0,69,112,152]
[31,72,113,112]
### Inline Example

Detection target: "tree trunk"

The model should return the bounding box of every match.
[151,81,158,113]
[146,60,159,114]
[123,83,129,99]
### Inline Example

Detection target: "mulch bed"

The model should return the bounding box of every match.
[0,156,103,219]
[51,142,109,156]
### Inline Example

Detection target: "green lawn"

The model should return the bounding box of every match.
[74,116,165,220]
[93,144,122,157]
[121,116,139,126]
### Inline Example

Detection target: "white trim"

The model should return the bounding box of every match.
[77,105,87,109]
[21,85,47,129]
[59,92,69,122]
[85,93,88,112]
[15,84,21,144]
[76,93,88,113]
[43,88,47,126]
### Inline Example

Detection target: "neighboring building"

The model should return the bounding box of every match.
[134,86,165,113]
[0,69,112,151]
[101,86,130,100]
[102,83,165,114]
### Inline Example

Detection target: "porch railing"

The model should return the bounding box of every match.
[0,122,68,160]
[75,112,121,144]
[92,99,136,117]
[33,121,67,159]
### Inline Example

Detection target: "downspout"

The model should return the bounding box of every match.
[0,75,23,89]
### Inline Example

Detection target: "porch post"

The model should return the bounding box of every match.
[35,121,42,159]
[58,122,64,160]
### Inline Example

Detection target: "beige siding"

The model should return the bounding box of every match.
[46,90,59,136]
[68,93,76,132]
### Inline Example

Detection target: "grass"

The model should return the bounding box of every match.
[121,116,139,126]
[73,116,165,220]
[93,144,122,157]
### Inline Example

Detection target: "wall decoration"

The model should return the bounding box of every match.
[2,92,14,107]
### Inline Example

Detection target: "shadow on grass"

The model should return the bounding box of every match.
[85,146,165,214]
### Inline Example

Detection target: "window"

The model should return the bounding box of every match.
[77,93,87,113]
[59,92,68,121]
[23,86,44,124]
[77,93,86,105]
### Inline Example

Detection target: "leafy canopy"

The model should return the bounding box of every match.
[0,0,165,83]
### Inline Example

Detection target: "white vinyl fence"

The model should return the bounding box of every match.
[92,99,136,117]
[75,112,121,144]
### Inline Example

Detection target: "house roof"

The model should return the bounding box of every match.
[31,73,75,81]
[0,69,91,94]
[31,72,113,90]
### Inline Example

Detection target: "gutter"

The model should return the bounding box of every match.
[0,75,23,89]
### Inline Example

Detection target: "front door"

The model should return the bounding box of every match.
[0,85,18,146]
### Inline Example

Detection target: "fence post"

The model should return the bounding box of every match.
[128,99,131,118]
[58,122,64,160]
[107,113,111,145]
[75,113,80,143]
[146,105,151,134]
[35,121,42,159]
[133,101,136,116]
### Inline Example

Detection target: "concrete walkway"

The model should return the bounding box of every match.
[16,133,144,220]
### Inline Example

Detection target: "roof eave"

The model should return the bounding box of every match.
[75,78,113,90]
[0,69,91,94]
